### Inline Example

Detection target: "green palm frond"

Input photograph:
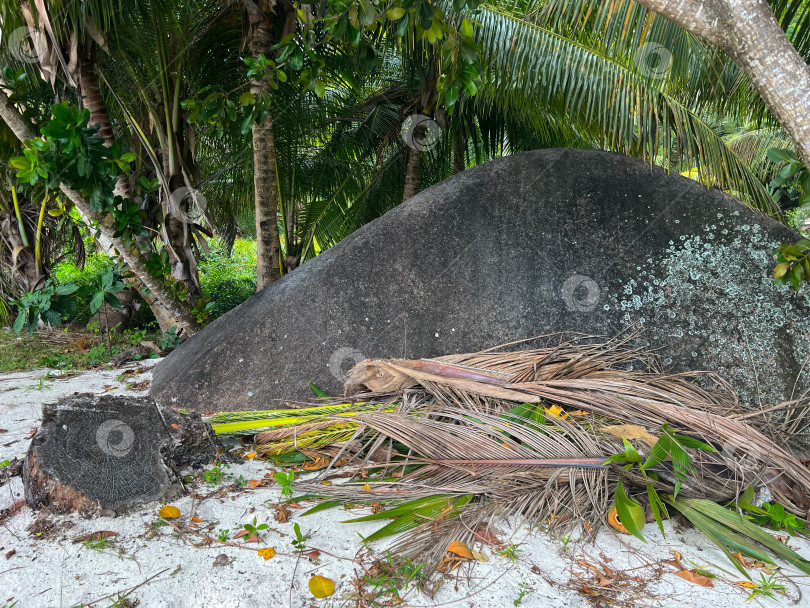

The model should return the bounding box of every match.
[474,5,779,215]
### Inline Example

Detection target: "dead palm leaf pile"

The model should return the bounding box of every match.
[206,334,810,577]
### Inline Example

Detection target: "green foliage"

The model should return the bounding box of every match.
[217,528,230,542]
[201,464,227,486]
[745,573,787,602]
[733,487,808,536]
[767,148,810,291]
[665,496,810,579]
[274,470,295,496]
[607,423,716,540]
[11,281,78,334]
[773,239,810,291]
[242,516,269,541]
[11,101,132,213]
[160,327,183,351]
[360,551,425,602]
[291,522,309,551]
[198,238,257,319]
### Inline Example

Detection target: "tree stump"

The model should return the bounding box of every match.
[23,394,220,515]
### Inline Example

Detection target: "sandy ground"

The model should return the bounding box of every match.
[1,362,810,608]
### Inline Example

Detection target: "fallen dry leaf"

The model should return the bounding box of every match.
[191,516,203,524]
[258,547,276,560]
[446,541,474,559]
[736,581,758,589]
[244,452,256,460]
[309,574,335,598]
[675,570,714,587]
[601,424,659,447]
[304,549,321,560]
[247,479,262,488]
[5,549,16,559]
[159,505,181,519]
[472,550,489,562]
[274,504,291,523]
[73,531,117,543]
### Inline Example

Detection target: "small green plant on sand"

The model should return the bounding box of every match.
[361,550,425,601]
[274,470,295,496]
[746,573,787,602]
[496,543,523,562]
[217,528,230,542]
[242,516,268,541]
[291,522,309,551]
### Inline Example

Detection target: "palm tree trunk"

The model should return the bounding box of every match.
[453,130,465,174]
[250,13,282,292]
[402,147,421,201]
[79,58,133,201]
[633,0,810,162]
[0,88,199,336]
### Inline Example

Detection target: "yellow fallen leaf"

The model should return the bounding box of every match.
[361,483,372,492]
[446,541,474,559]
[736,581,757,589]
[244,452,256,460]
[321,480,332,485]
[472,550,489,562]
[159,505,181,519]
[544,405,567,419]
[191,516,203,523]
[247,479,262,488]
[258,547,276,560]
[309,574,335,598]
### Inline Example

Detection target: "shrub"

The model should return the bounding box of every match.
[198,237,257,319]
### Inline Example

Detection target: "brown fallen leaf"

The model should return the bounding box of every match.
[73,531,117,543]
[675,570,714,587]
[247,479,262,488]
[191,516,203,524]
[304,549,321,560]
[274,504,291,523]
[5,549,16,559]
[601,424,659,448]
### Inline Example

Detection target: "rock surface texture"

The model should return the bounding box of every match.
[151,149,809,412]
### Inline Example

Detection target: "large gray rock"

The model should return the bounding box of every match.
[151,149,810,413]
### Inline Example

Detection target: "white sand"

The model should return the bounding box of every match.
[1,362,808,607]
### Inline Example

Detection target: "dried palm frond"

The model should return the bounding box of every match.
[216,334,810,576]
